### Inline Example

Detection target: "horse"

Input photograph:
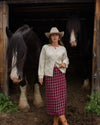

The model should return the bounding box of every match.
[6,25,44,111]
[66,16,93,90]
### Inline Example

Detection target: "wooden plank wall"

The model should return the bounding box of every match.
[6,0,94,4]
[0,3,3,90]
[92,0,100,93]
[0,1,8,96]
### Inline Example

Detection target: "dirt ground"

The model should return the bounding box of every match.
[0,68,100,125]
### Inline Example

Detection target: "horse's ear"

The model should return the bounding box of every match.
[6,27,13,39]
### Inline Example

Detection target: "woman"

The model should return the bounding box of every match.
[38,27,69,125]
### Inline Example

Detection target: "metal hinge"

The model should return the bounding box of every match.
[93,73,97,79]
[93,52,96,58]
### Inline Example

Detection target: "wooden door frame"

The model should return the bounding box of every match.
[0,1,9,96]
[6,0,94,4]
[92,0,100,93]
[0,0,99,96]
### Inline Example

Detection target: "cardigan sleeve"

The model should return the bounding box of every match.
[38,45,46,79]
[62,47,69,68]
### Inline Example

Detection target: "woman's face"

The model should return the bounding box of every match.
[50,33,59,43]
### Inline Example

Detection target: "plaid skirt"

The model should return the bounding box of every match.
[45,66,67,116]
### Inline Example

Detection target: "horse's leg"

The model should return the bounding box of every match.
[83,79,90,90]
[18,80,30,111]
[33,80,44,107]
[82,60,90,90]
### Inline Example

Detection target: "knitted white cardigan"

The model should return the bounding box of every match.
[38,44,69,78]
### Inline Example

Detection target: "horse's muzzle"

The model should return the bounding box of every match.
[12,79,22,83]
[10,75,22,83]
[70,40,77,47]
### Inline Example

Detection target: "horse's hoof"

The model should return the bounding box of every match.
[33,100,44,108]
[18,104,30,112]
[82,79,90,90]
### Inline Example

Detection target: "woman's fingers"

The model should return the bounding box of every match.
[39,78,43,85]
[39,82,42,85]
[59,63,66,68]
[59,64,62,68]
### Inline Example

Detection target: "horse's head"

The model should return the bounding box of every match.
[66,16,80,47]
[6,26,27,83]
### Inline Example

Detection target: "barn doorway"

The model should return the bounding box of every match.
[7,2,96,125]
[8,2,95,89]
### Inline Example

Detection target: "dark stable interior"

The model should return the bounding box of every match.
[8,2,95,86]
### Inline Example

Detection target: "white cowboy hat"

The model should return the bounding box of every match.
[45,27,64,38]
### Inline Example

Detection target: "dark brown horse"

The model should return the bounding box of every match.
[6,25,44,111]
[66,16,93,90]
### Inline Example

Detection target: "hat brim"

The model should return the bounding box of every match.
[45,31,64,38]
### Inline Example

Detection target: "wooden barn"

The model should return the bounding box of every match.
[0,0,100,97]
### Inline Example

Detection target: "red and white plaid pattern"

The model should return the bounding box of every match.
[45,66,67,116]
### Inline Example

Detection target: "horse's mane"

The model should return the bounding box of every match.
[16,25,29,32]
[66,16,80,34]
[7,25,41,73]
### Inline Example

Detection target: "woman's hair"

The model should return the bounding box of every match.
[49,35,64,46]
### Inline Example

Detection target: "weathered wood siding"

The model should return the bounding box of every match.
[0,1,8,96]
[6,0,94,4]
[92,0,100,93]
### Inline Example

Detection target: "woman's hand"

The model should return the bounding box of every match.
[39,78,43,85]
[59,63,66,68]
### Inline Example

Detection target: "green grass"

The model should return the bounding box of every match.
[85,91,100,116]
[0,93,18,114]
